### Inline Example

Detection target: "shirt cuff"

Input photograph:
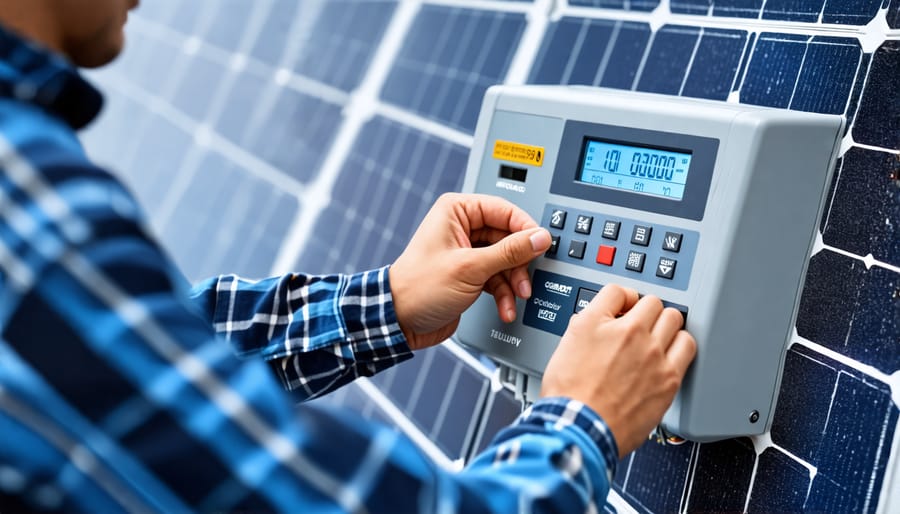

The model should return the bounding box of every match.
[515,397,619,482]
[338,266,413,371]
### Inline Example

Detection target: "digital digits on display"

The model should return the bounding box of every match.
[578,139,692,200]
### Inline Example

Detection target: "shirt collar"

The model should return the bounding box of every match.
[0,24,103,130]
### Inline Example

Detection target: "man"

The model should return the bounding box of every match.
[0,1,696,512]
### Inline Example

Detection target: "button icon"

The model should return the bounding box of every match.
[602,220,620,240]
[575,288,598,313]
[547,235,560,256]
[656,257,677,279]
[550,210,567,229]
[568,240,586,259]
[631,225,652,246]
[575,215,593,234]
[663,232,683,253]
[595,245,616,266]
[625,251,645,272]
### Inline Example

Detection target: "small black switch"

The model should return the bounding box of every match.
[499,164,527,182]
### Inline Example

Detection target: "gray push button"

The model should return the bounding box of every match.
[631,225,652,246]
[550,209,567,229]
[602,220,620,240]
[657,257,677,279]
[626,251,646,272]
[662,232,683,252]
[547,235,560,256]
[575,215,593,234]
[568,240,586,259]
[575,288,598,313]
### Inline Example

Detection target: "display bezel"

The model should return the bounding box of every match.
[576,138,693,201]
[551,120,719,221]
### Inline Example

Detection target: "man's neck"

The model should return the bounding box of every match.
[0,4,64,58]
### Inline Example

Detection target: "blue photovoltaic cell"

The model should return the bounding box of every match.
[713,0,764,18]
[741,34,860,114]
[686,439,754,512]
[296,116,467,275]
[615,440,694,514]
[528,18,651,89]
[822,0,883,24]
[470,388,521,457]
[244,88,343,183]
[670,0,713,15]
[796,251,900,373]
[747,449,810,512]
[291,1,398,92]
[852,41,900,150]
[570,0,660,12]
[162,151,300,281]
[381,5,526,133]
[635,25,701,95]
[170,52,227,121]
[789,37,861,114]
[890,0,900,27]
[681,29,747,100]
[762,0,826,21]
[822,148,900,266]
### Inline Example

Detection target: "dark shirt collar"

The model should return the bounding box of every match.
[0,24,103,130]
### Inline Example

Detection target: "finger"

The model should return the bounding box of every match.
[469,228,550,282]
[666,331,698,376]
[470,226,516,247]
[623,294,665,329]
[509,264,532,299]
[465,194,539,234]
[652,307,686,345]
[579,283,640,320]
[484,273,517,322]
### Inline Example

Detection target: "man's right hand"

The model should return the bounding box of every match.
[541,284,697,458]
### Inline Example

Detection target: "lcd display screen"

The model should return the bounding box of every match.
[578,139,692,200]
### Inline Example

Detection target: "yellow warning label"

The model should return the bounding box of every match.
[492,140,544,167]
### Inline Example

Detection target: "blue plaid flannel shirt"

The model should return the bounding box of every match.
[0,25,618,513]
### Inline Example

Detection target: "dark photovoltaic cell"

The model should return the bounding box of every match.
[823,148,900,267]
[769,345,898,513]
[469,388,522,457]
[852,41,900,150]
[797,251,900,374]
[364,345,490,460]
[381,5,526,133]
[614,440,695,514]
[529,20,749,101]
[528,18,652,89]
[762,0,827,22]
[747,449,811,511]
[741,34,861,114]
[685,439,755,512]
[296,116,468,275]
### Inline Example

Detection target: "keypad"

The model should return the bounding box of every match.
[542,205,698,291]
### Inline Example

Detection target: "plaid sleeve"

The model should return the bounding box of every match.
[189,267,412,401]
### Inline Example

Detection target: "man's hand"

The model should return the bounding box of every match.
[390,193,551,351]
[541,285,697,458]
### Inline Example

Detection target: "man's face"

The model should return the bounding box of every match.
[58,0,138,68]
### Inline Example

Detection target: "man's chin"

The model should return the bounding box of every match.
[73,37,125,68]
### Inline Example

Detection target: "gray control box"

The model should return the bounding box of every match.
[455,85,843,442]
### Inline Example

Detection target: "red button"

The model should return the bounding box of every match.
[596,245,616,266]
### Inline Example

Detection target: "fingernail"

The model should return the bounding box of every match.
[517,280,531,298]
[506,309,516,322]
[530,229,550,252]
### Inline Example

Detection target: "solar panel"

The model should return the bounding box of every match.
[80,0,900,512]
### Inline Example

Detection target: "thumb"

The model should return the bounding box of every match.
[469,228,551,281]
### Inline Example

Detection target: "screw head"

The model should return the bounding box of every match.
[749,410,760,423]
